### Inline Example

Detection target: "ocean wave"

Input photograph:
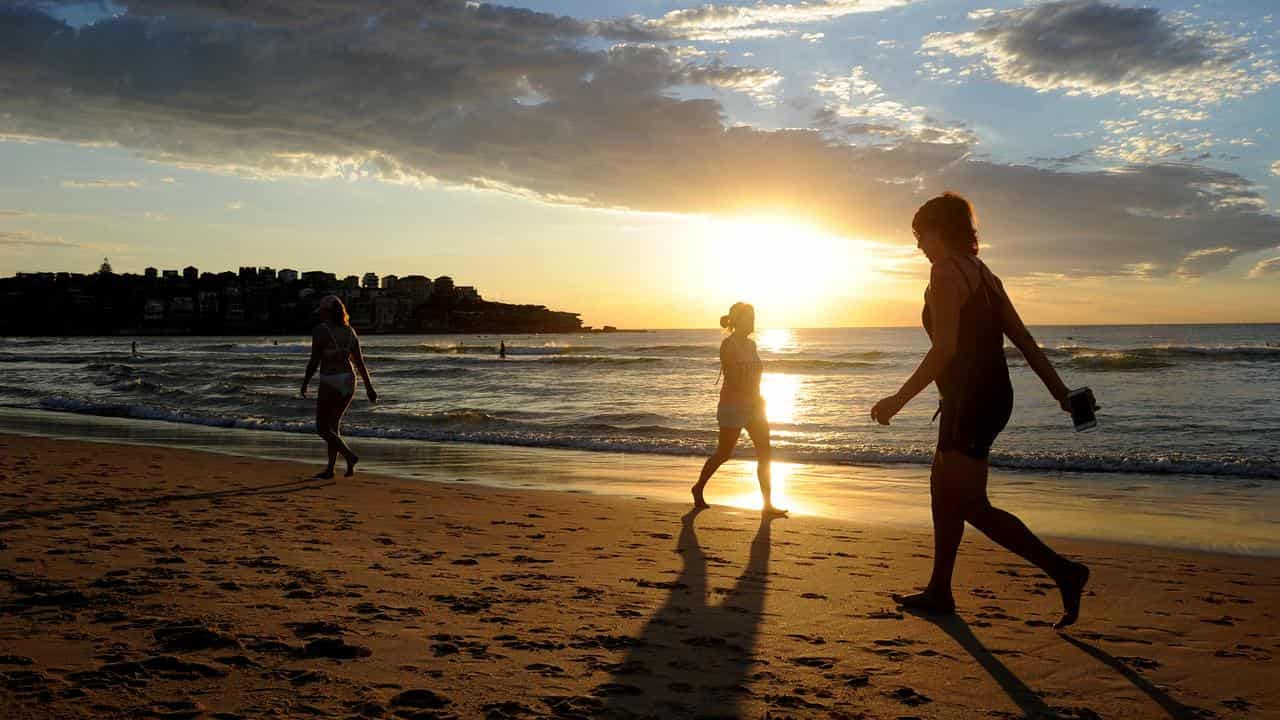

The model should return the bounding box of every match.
[833,350,891,360]
[628,344,719,356]
[544,356,662,366]
[1005,344,1280,371]
[768,358,885,372]
[32,398,1280,480]
[418,343,595,356]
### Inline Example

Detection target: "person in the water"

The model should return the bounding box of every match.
[871,193,1093,629]
[301,295,377,479]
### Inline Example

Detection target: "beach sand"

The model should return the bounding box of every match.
[1,434,1276,719]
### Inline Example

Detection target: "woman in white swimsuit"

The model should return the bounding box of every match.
[691,302,787,517]
[301,295,378,479]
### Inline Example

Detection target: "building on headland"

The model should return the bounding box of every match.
[398,275,432,302]
[0,264,584,335]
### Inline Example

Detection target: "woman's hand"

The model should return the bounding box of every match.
[367,387,379,404]
[871,393,907,426]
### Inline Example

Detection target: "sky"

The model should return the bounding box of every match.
[1,0,1279,329]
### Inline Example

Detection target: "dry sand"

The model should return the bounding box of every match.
[0,433,1276,719]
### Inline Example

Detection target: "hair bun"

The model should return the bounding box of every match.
[719,314,731,329]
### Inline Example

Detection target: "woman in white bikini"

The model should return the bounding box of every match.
[691,302,787,517]
[301,295,377,479]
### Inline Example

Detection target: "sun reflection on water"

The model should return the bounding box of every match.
[760,373,799,425]
[756,327,795,354]
[719,459,806,514]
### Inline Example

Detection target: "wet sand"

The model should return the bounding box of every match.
[1,433,1276,719]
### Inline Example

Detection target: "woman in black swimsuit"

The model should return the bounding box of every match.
[301,296,377,479]
[871,193,1092,629]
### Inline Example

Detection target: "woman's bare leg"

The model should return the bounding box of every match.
[693,427,741,508]
[899,450,1089,626]
[896,451,965,612]
[745,419,785,516]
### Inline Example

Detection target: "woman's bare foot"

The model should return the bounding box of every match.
[892,590,956,614]
[1053,561,1090,630]
[691,484,710,509]
[762,505,788,518]
[313,469,335,480]
[344,454,359,478]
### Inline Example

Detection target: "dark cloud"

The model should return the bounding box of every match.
[923,0,1275,103]
[1,1,1277,277]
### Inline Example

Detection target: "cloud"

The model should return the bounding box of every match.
[1,2,1277,279]
[0,229,77,247]
[1175,246,1237,278]
[1248,257,1280,279]
[0,209,31,217]
[922,0,1278,104]
[61,179,141,189]
[1272,161,1280,177]
[605,0,916,41]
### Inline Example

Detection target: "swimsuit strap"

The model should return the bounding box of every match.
[948,256,976,294]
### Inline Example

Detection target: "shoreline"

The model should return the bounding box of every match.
[1,434,1276,718]
[2,407,1278,558]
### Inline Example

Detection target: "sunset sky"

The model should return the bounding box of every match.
[2,0,1279,328]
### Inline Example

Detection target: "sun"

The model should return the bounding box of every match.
[701,215,872,325]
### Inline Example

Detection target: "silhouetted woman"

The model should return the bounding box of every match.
[301,295,377,479]
[871,193,1091,629]
[692,302,787,517]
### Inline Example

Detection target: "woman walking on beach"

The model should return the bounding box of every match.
[871,193,1091,629]
[692,302,787,517]
[301,295,377,479]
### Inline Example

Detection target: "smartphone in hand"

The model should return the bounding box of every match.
[1068,387,1098,432]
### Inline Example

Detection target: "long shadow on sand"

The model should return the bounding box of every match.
[1061,634,1210,719]
[600,508,775,719]
[0,477,331,522]
[908,609,1063,719]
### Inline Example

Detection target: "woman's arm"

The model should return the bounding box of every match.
[350,332,378,403]
[301,329,322,397]
[993,278,1071,410]
[871,264,965,425]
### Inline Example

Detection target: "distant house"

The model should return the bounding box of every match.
[433,275,454,301]
[183,266,198,282]
[198,291,220,318]
[143,299,166,323]
[399,275,433,302]
[301,270,336,284]
[455,285,481,303]
[382,274,399,292]
[278,269,299,283]
[169,296,195,322]
[362,272,379,290]
[373,296,398,331]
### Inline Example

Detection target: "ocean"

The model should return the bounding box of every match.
[2,324,1276,481]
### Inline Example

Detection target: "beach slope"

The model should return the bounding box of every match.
[1,435,1276,719]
